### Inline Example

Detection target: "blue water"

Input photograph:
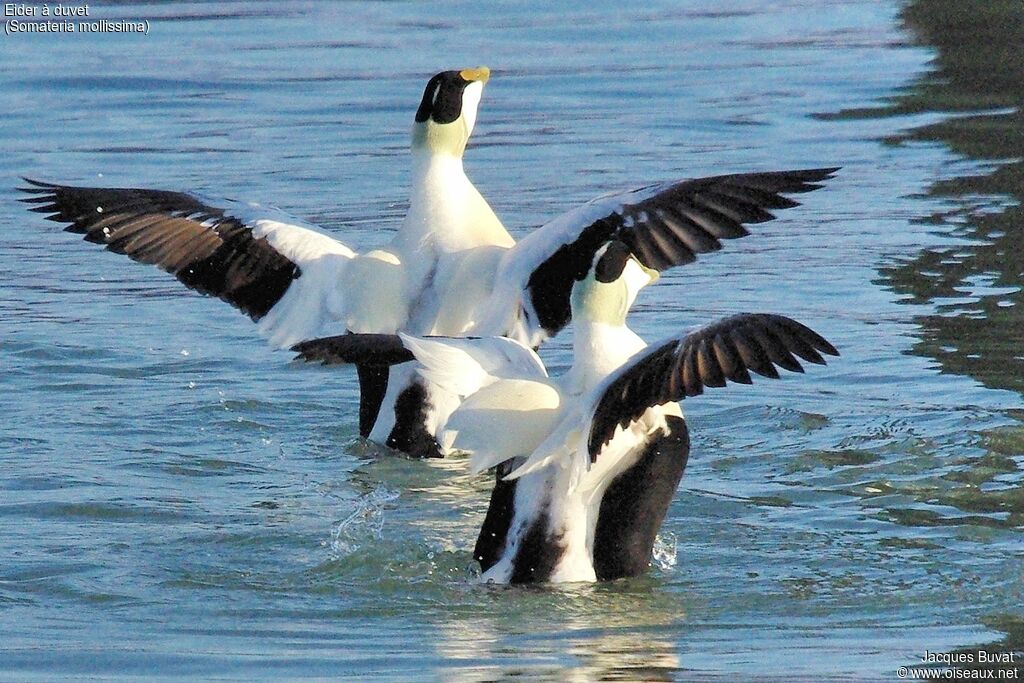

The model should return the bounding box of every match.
[2,1,1022,680]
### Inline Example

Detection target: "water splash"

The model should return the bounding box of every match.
[327,487,400,558]
[652,533,678,572]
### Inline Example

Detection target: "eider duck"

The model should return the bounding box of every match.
[19,67,836,453]
[294,241,838,582]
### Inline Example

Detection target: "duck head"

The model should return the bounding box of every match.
[570,241,659,326]
[412,67,490,157]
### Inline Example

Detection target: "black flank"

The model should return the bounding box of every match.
[355,364,390,438]
[509,511,564,584]
[473,463,517,572]
[593,416,690,581]
[385,380,442,458]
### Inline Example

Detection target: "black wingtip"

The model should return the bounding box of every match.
[18,194,54,204]
[290,337,328,358]
[18,177,59,190]
[290,334,349,353]
[783,167,840,192]
[800,166,841,180]
[290,340,330,366]
[782,316,841,358]
[813,334,840,359]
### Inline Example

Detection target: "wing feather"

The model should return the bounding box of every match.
[482,168,838,346]
[20,179,355,347]
[585,313,838,458]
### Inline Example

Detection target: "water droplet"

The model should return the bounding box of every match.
[326,487,399,559]
[652,533,678,571]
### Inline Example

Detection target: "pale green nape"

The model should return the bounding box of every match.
[570,274,629,326]
[412,118,470,157]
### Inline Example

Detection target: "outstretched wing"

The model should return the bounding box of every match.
[586,313,839,458]
[477,169,838,346]
[19,179,355,348]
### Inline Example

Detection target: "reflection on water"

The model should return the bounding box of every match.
[435,584,685,681]
[869,0,1024,395]
[842,0,1024,671]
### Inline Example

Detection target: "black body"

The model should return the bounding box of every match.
[593,415,690,580]
[384,380,442,459]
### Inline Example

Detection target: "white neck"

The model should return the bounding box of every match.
[410,149,467,196]
[562,319,646,396]
[393,149,512,253]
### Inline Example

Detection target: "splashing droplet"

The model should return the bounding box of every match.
[328,487,400,558]
[652,532,678,571]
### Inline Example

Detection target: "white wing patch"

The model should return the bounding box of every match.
[399,333,547,397]
[343,250,408,334]
[440,378,561,470]
[242,216,355,348]
[472,183,668,344]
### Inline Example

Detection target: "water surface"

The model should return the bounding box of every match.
[1,1,1022,680]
